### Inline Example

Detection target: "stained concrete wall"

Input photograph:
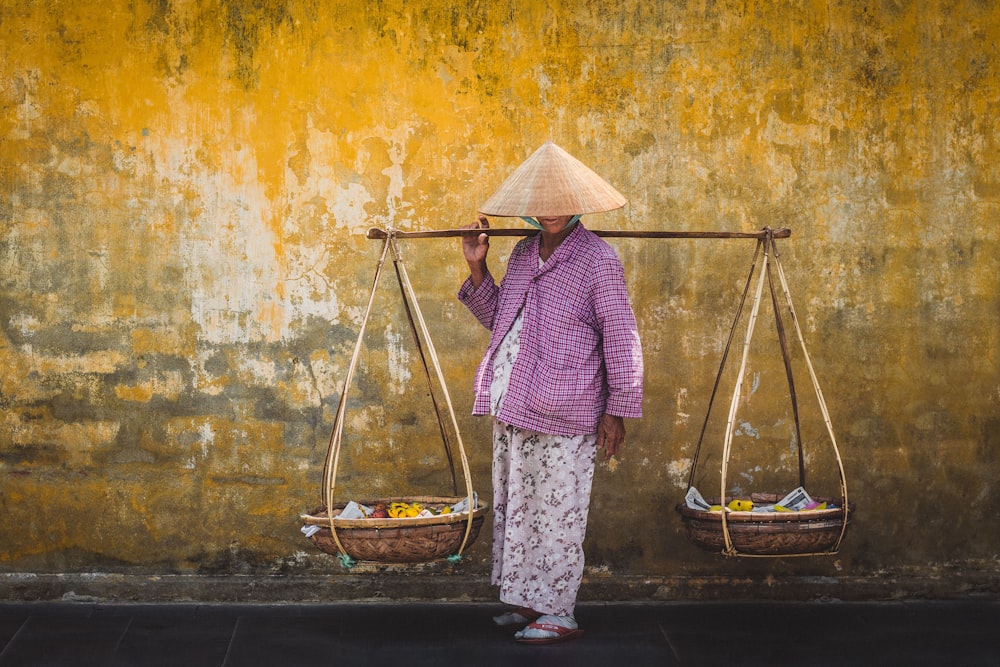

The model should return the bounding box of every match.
[1,0,998,602]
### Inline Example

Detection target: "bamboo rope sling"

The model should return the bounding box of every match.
[301,231,486,565]
[677,229,852,557]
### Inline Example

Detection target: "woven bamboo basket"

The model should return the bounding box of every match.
[675,493,854,556]
[302,496,488,564]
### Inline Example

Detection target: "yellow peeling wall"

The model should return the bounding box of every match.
[1,0,998,595]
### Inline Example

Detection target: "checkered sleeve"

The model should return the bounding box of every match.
[458,269,499,331]
[592,254,644,419]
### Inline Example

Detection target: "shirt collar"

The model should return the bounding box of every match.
[529,221,586,270]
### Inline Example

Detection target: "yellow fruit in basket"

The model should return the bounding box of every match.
[727,499,753,512]
[439,506,452,515]
[708,505,723,512]
[404,506,420,518]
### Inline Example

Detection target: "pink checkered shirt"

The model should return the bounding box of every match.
[458,223,644,435]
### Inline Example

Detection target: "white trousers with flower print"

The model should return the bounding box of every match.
[491,420,598,617]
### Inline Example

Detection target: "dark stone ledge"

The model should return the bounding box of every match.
[1,571,997,604]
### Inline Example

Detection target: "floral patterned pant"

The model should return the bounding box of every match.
[491,420,598,616]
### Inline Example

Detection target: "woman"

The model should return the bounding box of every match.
[458,142,644,644]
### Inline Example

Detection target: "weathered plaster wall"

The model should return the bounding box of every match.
[1,0,998,600]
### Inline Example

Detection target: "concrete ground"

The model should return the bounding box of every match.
[0,599,997,666]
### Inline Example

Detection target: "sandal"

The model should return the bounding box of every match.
[514,615,584,645]
[492,606,543,627]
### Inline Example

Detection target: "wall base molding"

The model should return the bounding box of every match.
[1,571,997,604]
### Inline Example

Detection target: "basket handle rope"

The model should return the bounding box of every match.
[719,234,772,554]
[688,237,806,493]
[392,256,458,495]
[767,234,850,553]
[388,234,477,556]
[766,245,806,488]
[686,239,763,490]
[321,231,477,560]
[321,237,390,557]
[688,229,849,557]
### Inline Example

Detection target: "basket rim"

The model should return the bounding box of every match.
[300,496,489,529]
[675,496,854,524]
[305,513,487,565]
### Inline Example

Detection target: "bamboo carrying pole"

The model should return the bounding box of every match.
[367,227,792,240]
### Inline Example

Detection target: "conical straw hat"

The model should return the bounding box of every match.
[479,141,627,217]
